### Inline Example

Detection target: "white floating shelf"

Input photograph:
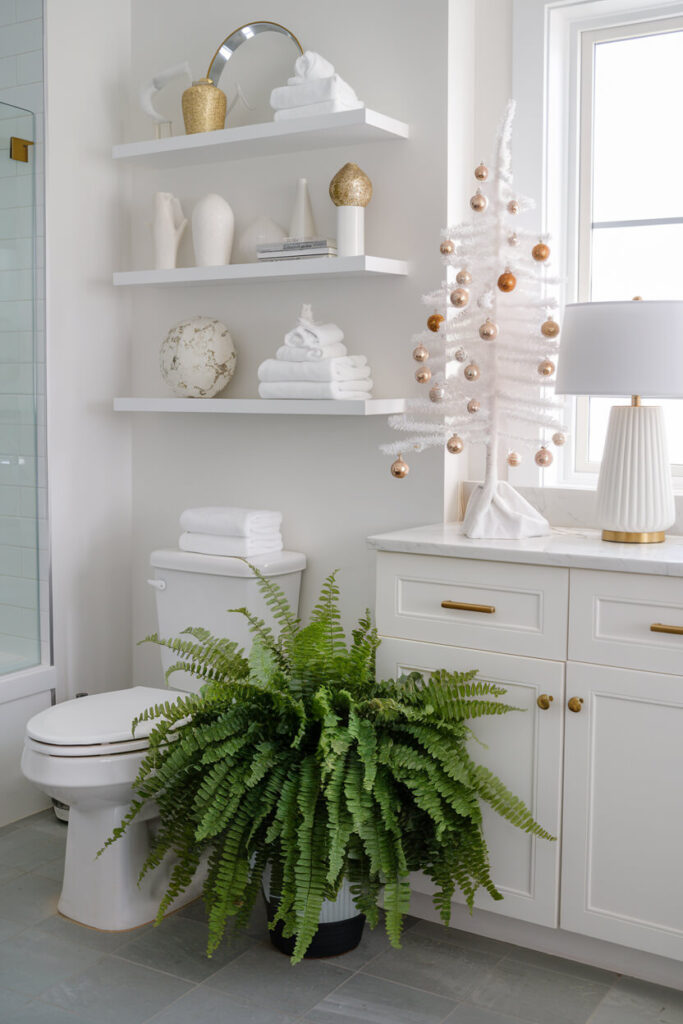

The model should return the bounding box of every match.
[112,108,409,167]
[113,255,408,287]
[113,397,406,416]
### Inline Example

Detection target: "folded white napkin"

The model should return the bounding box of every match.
[258,357,370,383]
[274,100,364,121]
[275,342,348,363]
[259,380,373,400]
[271,75,358,111]
[179,532,283,557]
[284,319,344,349]
[179,507,282,538]
[292,51,335,81]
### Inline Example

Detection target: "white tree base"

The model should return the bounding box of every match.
[463,481,550,539]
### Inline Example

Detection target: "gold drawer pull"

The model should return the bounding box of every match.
[537,694,553,710]
[568,697,584,713]
[651,622,683,636]
[441,600,495,614]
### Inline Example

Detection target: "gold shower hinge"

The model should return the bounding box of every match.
[10,137,34,162]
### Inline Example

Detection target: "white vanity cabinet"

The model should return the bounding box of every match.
[369,525,683,970]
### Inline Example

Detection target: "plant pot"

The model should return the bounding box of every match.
[262,867,365,959]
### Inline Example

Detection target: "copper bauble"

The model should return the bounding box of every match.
[415,367,432,384]
[464,363,480,382]
[507,199,520,215]
[508,232,520,247]
[552,432,567,447]
[470,190,488,212]
[507,451,521,467]
[450,287,469,308]
[391,456,409,479]
[467,399,480,414]
[474,163,489,181]
[454,348,467,362]
[541,318,560,338]
[479,319,498,340]
[412,345,429,363]
[535,447,553,467]
[532,242,550,262]
[455,269,472,286]
[446,434,464,454]
[497,271,517,293]
[440,239,455,255]
[427,313,444,332]
[538,359,556,377]
[429,384,446,403]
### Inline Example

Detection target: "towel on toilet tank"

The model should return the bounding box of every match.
[179,532,283,557]
[179,507,282,537]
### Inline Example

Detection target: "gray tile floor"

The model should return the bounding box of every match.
[0,811,681,1024]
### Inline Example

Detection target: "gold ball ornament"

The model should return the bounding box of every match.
[479,319,499,340]
[446,434,464,454]
[507,199,520,215]
[429,384,446,403]
[440,239,455,255]
[470,190,488,212]
[474,163,489,181]
[390,456,409,479]
[552,432,567,447]
[450,287,469,308]
[464,363,480,382]
[412,345,429,362]
[541,318,560,338]
[507,451,522,467]
[455,269,472,285]
[532,242,550,262]
[427,313,444,332]
[454,347,467,362]
[535,447,553,468]
[329,162,373,207]
[467,399,480,414]
[415,367,432,384]
[497,271,517,293]
[508,232,520,247]
[538,359,556,377]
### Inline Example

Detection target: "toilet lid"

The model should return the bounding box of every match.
[27,687,185,748]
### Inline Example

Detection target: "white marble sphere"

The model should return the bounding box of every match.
[160,317,236,398]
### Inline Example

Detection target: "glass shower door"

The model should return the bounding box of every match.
[0,101,41,674]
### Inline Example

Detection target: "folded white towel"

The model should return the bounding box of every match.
[276,342,348,362]
[179,532,283,557]
[259,380,374,400]
[258,356,370,383]
[179,506,282,538]
[271,75,358,111]
[293,51,335,81]
[274,100,364,121]
[284,319,344,349]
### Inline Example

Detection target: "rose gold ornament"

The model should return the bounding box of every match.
[474,163,489,181]
[508,232,520,246]
[440,239,455,255]
[479,319,498,340]
[412,345,429,362]
[535,447,553,467]
[507,199,520,215]
[470,190,488,212]
[454,347,467,362]
[391,456,409,479]
[446,434,464,454]
[455,269,472,285]
[467,399,480,414]
[507,451,521,467]
[541,318,560,338]
[450,287,469,308]
[464,363,480,382]
[427,313,444,332]
[497,270,517,293]
[415,367,431,384]
[429,384,446,403]
[552,432,566,447]
[532,242,550,262]
[538,359,556,377]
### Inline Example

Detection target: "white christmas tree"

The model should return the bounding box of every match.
[383,102,567,539]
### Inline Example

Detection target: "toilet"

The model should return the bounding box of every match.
[21,549,305,931]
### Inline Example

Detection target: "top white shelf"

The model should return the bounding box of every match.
[112,108,409,168]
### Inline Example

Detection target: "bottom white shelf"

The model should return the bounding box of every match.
[113,397,406,416]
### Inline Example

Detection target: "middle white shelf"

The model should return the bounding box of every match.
[114,397,406,416]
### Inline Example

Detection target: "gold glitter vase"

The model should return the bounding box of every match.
[182,78,227,134]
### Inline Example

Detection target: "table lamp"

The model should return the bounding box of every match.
[556,300,683,543]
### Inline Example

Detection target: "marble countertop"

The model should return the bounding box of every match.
[367,524,683,577]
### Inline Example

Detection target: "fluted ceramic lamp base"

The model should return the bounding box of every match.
[596,404,674,543]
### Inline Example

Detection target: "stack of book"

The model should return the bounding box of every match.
[257,238,338,262]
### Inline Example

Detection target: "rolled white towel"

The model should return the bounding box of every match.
[179,506,282,538]
[293,50,335,81]
[274,100,363,121]
[179,532,283,557]
[284,319,344,349]
[259,380,373,400]
[258,357,370,383]
[270,75,358,111]
[275,342,348,363]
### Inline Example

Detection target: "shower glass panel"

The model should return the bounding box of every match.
[0,101,40,675]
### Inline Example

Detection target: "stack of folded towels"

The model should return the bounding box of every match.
[258,304,373,400]
[179,507,283,557]
[270,50,363,121]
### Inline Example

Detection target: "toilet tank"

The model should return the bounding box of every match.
[148,550,306,692]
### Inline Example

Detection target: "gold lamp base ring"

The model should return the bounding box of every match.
[602,530,666,544]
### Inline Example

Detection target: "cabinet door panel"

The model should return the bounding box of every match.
[562,661,683,961]
[376,637,564,927]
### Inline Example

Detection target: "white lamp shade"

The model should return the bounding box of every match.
[556,300,683,398]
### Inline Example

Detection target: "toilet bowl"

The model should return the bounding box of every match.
[21,550,305,930]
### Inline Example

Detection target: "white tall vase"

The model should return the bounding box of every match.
[153,192,187,270]
[289,177,317,239]
[337,206,364,257]
[192,193,235,266]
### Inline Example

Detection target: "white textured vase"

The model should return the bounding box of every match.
[153,192,187,270]
[289,178,317,239]
[236,216,286,263]
[596,404,674,538]
[192,193,234,266]
[262,864,358,924]
[337,206,364,257]
[160,317,236,398]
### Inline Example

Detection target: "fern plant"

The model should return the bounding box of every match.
[104,567,554,964]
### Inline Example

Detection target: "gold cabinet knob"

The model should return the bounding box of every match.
[536,693,553,710]
[568,697,584,713]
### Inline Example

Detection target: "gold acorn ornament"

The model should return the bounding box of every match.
[329,162,372,258]
[541,318,560,338]
[532,242,550,262]
[446,434,464,454]
[538,359,556,377]
[474,162,489,181]
[455,269,472,285]
[454,347,467,362]
[440,239,455,255]
[552,432,567,447]
[470,189,488,212]
[479,319,498,340]
[429,384,446,403]
[450,287,469,308]
[507,199,520,215]
[497,270,517,293]
[427,313,444,332]
[535,446,553,467]
[412,345,429,362]
[464,363,480,382]
[415,367,431,384]
[467,399,480,414]
[507,451,521,467]
[390,456,409,478]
